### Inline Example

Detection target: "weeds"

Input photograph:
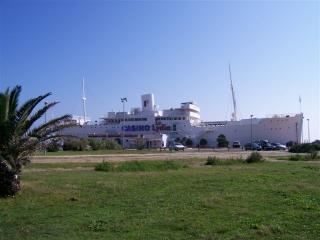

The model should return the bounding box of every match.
[245,152,264,163]
[95,160,184,172]
[289,152,320,161]
[205,156,243,166]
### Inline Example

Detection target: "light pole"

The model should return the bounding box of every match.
[307,118,310,143]
[44,101,48,155]
[121,97,127,149]
[250,114,253,145]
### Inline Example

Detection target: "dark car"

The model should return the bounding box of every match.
[244,143,262,151]
[232,141,241,148]
[271,143,287,150]
[259,140,275,151]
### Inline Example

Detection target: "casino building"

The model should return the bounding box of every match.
[62,93,303,148]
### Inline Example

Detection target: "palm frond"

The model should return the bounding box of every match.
[8,85,21,118]
[19,101,59,135]
[30,114,73,137]
[0,92,9,123]
[15,92,51,124]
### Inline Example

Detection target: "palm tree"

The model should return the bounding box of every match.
[0,85,73,197]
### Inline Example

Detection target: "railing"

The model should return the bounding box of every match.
[265,113,301,118]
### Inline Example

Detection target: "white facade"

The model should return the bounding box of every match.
[62,94,303,147]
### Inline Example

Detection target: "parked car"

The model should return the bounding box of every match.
[232,141,241,148]
[271,143,287,150]
[168,143,185,151]
[258,140,275,151]
[244,143,262,151]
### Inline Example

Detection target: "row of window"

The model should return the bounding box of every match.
[155,117,186,121]
[106,118,148,123]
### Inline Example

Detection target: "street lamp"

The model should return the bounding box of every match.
[121,97,127,149]
[250,114,253,145]
[307,118,310,143]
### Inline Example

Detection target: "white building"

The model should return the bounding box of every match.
[62,93,303,148]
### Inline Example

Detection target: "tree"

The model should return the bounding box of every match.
[185,138,193,147]
[0,85,73,197]
[217,134,229,148]
[199,138,207,147]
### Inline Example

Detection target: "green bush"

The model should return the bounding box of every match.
[310,151,318,159]
[185,138,193,147]
[205,156,218,165]
[246,152,264,163]
[136,139,145,150]
[217,134,229,148]
[63,138,88,151]
[46,139,61,152]
[200,138,208,147]
[88,139,122,150]
[289,143,320,153]
[95,162,113,172]
[105,140,122,150]
[88,139,106,150]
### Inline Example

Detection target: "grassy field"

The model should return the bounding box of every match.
[34,149,170,156]
[0,160,319,240]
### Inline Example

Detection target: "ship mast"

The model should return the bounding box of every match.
[82,77,87,124]
[229,64,238,121]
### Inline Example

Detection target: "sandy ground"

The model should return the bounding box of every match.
[31,149,295,163]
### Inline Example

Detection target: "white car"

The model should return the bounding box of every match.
[169,143,185,151]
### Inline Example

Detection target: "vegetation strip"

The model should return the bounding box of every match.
[1,161,319,239]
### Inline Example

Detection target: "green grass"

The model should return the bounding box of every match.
[276,153,320,162]
[34,149,169,156]
[1,160,320,239]
[94,160,186,172]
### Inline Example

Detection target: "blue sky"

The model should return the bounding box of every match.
[0,0,319,141]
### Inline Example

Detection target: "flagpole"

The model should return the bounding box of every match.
[299,95,303,143]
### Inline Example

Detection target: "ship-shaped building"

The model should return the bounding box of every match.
[63,93,303,148]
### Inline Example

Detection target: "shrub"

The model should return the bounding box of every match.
[310,151,318,159]
[63,138,88,151]
[136,139,145,150]
[205,156,218,165]
[47,139,61,152]
[217,134,229,148]
[286,141,296,148]
[105,140,122,150]
[185,138,193,147]
[246,152,264,163]
[88,139,106,150]
[95,162,113,172]
[289,143,318,153]
[200,138,208,147]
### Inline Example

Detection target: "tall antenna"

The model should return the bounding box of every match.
[229,63,238,121]
[299,95,302,113]
[82,76,87,124]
